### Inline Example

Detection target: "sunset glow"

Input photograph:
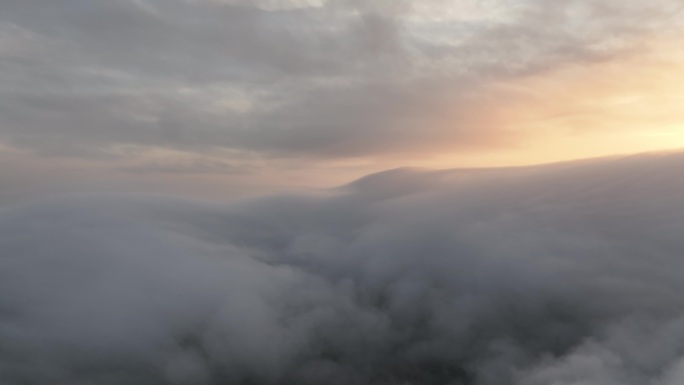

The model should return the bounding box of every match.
[0,0,683,195]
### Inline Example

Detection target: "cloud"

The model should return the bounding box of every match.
[1,0,682,163]
[118,155,257,175]
[2,152,684,384]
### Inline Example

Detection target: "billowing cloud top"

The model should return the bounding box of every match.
[1,0,684,179]
[2,153,684,384]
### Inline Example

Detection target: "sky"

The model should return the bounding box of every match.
[1,0,684,202]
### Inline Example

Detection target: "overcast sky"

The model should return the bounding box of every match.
[1,0,684,201]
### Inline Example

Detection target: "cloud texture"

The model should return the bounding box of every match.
[2,153,684,384]
[1,0,683,166]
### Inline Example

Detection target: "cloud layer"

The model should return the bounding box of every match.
[2,152,684,384]
[1,0,683,168]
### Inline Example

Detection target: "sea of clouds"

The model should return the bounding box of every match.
[2,152,684,385]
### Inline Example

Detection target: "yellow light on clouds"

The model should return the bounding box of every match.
[429,34,684,168]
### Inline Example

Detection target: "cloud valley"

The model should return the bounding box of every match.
[2,152,684,384]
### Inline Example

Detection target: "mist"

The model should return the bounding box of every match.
[2,152,684,385]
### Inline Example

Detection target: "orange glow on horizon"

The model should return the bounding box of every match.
[422,34,684,169]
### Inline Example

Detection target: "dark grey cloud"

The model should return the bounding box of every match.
[0,0,682,162]
[2,152,684,384]
[119,156,257,176]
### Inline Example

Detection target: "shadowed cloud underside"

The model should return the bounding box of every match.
[1,0,684,191]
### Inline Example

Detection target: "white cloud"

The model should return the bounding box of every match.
[2,153,684,384]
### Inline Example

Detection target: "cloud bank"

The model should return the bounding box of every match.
[1,0,683,166]
[2,152,684,384]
